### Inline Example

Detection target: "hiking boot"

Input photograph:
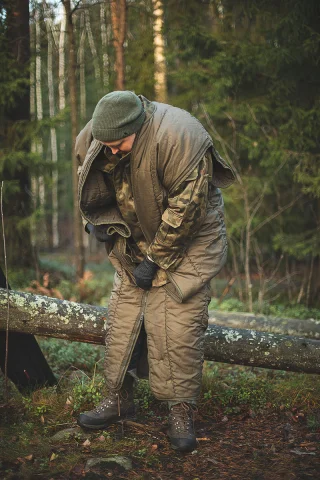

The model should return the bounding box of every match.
[167,403,197,452]
[77,374,135,430]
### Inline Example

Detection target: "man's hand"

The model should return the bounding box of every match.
[133,257,159,290]
[86,223,113,243]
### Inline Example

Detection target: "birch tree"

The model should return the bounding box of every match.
[100,2,110,90]
[58,9,66,113]
[152,0,167,102]
[78,11,86,120]
[85,8,101,89]
[45,7,59,248]
[35,7,45,216]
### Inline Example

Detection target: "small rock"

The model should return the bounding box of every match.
[85,456,133,473]
[51,427,86,442]
[221,416,228,423]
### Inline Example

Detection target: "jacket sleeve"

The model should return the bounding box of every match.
[146,156,210,271]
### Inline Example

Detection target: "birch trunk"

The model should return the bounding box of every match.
[30,13,38,247]
[45,13,59,248]
[0,288,319,374]
[152,0,167,102]
[59,11,66,112]
[78,12,86,120]
[35,8,45,215]
[63,0,85,280]
[100,3,109,90]
[85,8,101,88]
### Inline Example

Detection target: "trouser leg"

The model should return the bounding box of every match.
[144,283,211,404]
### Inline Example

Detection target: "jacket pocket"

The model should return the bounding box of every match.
[161,208,183,228]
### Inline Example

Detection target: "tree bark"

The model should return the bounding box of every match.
[100,2,110,90]
[63,0,85,280]
[152,0,167,102]
[78,12,86,121]
[45,9,59,248]
[110,0,126,90]
[0,288,319,374]
[35,7,45,218]
[85,8,101,88]
[209,310,320,339]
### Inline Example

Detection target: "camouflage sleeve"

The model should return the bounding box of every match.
[146,156,210,271]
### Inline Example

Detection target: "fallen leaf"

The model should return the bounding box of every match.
[82,439,91,447]
[25,454,33,461]
[50,452,57,461]
[151,444,158,451]
[97,435,105,442]
[65,397,72,405]
[40,415,45,424]
[196,437,210,441]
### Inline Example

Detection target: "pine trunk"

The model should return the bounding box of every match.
[110,0,126,90]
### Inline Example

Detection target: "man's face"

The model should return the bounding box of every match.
[100,133,136,155]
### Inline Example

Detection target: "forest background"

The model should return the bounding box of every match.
[1,0,320,315]
[1,2,320,477]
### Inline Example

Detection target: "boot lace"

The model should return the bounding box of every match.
[169,403,196,434]
[93,391,119,414]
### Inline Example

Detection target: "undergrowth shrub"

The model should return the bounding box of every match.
[37,338,104,376]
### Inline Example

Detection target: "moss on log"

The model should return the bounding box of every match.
[209,310,320,339]
[0,288,319,374]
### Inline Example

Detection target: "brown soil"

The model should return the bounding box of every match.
[71,409,320,480]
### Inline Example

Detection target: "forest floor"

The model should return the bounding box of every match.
[1,363,320,480]
[1,255,320,479]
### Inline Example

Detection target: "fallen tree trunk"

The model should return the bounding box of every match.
[0,288,319,374]
[209,310,320,339]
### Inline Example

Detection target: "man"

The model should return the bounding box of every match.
[76,91,234,452]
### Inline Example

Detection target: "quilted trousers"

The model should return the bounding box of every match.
[104,269,211,403]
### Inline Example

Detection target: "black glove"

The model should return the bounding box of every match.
[133,257,159,290]
[86,223,112,243]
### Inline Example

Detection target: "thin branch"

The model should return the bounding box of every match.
[246,103,271,140]
[251,193,305,236]
[264,271,300,294]
[200,103,242,184]
[267,254,284,284]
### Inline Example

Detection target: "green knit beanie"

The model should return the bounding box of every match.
[92,91,146,142]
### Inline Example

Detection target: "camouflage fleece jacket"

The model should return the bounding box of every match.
[77,96,235,301]
[94,146,211,286]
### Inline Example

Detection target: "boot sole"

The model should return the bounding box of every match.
[170,443,197,453]
[77,413,136,431]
